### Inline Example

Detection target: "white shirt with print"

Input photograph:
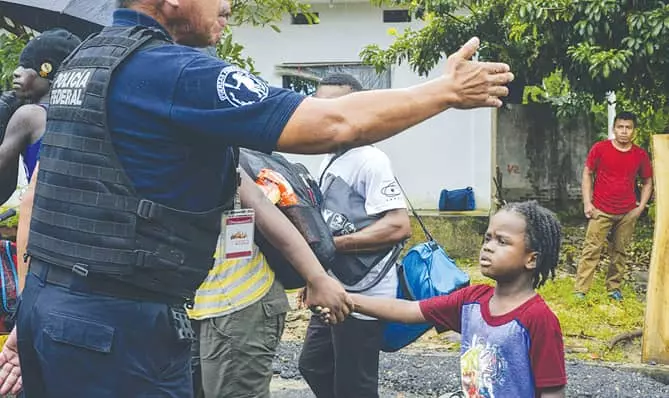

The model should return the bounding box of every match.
[319,146,407,320]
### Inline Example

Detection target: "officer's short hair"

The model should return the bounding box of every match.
[320,73,363,92]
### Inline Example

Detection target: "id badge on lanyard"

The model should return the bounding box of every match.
[219,165,255,260]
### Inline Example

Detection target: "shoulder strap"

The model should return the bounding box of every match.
[394,177,434,242]
[343,242,404,293]
[319,150,348,187]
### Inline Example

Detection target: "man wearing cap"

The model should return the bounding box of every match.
[0,29,82,205]
[0,0,513,396]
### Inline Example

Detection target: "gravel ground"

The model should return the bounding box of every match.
[271,341,669,398]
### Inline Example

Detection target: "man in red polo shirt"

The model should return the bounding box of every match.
[574,111,653,301]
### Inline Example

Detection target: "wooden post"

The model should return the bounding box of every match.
[642,134,669,364]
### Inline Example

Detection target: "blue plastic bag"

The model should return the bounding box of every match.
[381,241,470,352]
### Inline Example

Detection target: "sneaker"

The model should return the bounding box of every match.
[574,292,586,300]
[609,290,623,301]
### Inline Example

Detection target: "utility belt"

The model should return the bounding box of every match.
[30,259,184,306]
[30,259,197,342]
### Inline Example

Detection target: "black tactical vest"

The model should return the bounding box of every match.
[27,26,234,302]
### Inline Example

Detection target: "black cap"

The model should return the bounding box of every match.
[19,29,82,81]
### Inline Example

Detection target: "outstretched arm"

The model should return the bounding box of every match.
[238,171,353,323]
[349,294,426,324]
[276,38,513,154]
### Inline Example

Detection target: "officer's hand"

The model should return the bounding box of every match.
[304,275,353,324]
[0,327,23,395]
[443,37,514,109]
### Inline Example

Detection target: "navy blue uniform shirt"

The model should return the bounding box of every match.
[108,10,305,211]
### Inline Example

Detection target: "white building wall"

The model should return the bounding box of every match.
[232,2,494,210]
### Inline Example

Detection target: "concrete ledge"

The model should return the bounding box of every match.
[407,213,488,259]
[605,362,669,385]
[413,209,490,218]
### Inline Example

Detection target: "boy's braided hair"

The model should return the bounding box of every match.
[502,200,562,288]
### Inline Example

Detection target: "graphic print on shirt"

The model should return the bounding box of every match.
[380,180,401,198]
[460,334,507,398]
[322,208,357,236]
[458,303,535,397]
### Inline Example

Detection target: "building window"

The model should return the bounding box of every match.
[291,12,319,25]
[277,63,391,96]
[282,76,320,96]
[383,10,411,23]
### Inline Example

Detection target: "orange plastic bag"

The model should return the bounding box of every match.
[255,168,298,207]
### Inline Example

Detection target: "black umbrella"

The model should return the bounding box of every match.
[0,0,114,38]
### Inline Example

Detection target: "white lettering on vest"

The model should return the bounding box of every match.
[50,69,92,107]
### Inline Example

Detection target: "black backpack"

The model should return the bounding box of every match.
[238,148,336,289]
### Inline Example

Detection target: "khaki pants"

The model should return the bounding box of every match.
[198,279,290,398]
[574,208,639,294]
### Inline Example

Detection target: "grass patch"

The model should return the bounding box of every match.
[0,207,18,229]
[537,272,645,362]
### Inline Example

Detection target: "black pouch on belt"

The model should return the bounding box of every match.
[170,307,196,342]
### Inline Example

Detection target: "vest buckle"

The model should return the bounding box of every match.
[137,199,156,220]
[72,263,89,277]
[135,250,149,268]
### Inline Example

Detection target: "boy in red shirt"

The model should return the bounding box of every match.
[320,201,567,398]
[574,111,653,301]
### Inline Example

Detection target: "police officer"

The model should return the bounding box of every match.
[0,0,513,396]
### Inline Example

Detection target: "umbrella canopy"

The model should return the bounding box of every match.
[1,0,114,38]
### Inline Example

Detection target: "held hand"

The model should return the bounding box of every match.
[443,37,514,109]
[0,327,23,395]
[584,203,595,219]
[304,274,353,325]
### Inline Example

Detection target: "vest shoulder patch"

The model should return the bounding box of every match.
[216,66,269,108]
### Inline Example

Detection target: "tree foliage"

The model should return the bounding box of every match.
[0,32,30,90]
[361,0,669,104]
[523,70,669,150]
[229,0,312,32]
[1,0,315,86]
[219,0,316,74]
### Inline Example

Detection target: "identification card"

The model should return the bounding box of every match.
[220,209,255,260]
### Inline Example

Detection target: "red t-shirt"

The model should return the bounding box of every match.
[586,140,653,215]
[419,285,567,397]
